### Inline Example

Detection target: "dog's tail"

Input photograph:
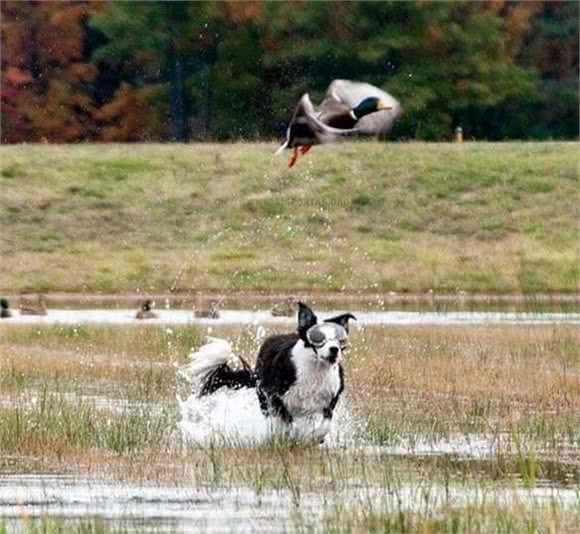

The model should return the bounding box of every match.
[179,337,257,396]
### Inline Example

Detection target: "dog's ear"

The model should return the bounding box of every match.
[325,313,357,333]
[297,302,318,339]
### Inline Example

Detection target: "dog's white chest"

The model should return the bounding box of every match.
[283,349,341,417]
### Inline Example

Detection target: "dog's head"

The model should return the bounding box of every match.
[297,302,356,364]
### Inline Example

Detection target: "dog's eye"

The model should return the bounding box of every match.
[307,328,326,346]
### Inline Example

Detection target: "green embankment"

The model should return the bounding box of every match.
[0,142,577,294]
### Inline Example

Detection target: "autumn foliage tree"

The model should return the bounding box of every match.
[1,1,100,142]
[1,0,577,143]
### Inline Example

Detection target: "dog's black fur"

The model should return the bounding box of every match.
[254,333,300,423]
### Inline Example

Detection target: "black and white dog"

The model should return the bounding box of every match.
[182,302,355,442]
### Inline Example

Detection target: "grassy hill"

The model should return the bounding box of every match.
[0,142,577,294]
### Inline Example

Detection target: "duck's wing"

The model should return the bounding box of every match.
[276,93,334,152]
[316,98,352,125]
[324,79,402,135]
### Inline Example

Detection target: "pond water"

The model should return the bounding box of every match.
[4,308,580,326]
[2,472,578,533]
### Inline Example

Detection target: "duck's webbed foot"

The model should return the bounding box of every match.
[288,145,313,168]
[288,147,299,168]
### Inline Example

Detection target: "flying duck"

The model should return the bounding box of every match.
[276,79,402,167]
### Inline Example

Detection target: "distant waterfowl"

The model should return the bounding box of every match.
[193,295,221,319]
[276,79,402,167]
[19,294,47,316]
[135,299,158,320]
[0,298,12,318]
[270,298,296,317]
[194,306,220,319]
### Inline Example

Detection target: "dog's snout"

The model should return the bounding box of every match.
[327,346,339,363]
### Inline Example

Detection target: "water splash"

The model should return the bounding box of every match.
[178,388,269,445]
[177,386,361,447]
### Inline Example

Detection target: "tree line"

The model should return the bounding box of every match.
[1,0,578,143]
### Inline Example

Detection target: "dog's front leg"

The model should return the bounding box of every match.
[270,394,293,424]
[312,366,344,444]
[268,395,295,439]
[308,407,335,444]
[311,382,343,444]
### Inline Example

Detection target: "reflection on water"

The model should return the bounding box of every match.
[0,476,296,533]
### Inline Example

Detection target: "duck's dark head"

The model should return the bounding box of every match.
[352,97,391,119]
[0,298,9,310]
[142,299,153,312]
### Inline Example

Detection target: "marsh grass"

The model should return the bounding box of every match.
[0,325,201,399]
[322,502,580,534]
[5,501,580,534]
[0,389,175,456]
[354,325,580,476]
[351,325,580,407]
[0,324,201,360]
[21,517,109,534]
[7,517,148,534]
[4,501,580,534]
[2,323,579,449]
[1,142,577,293]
